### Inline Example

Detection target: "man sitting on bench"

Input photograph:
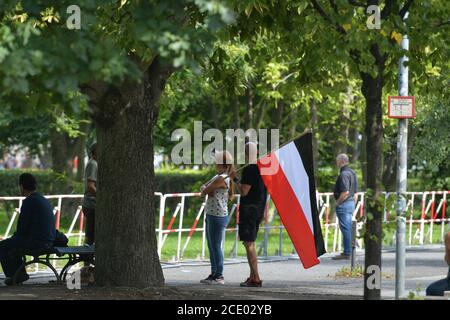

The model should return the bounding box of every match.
[0,173,56,285]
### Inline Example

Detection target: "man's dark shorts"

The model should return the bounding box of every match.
[238,205,264,242]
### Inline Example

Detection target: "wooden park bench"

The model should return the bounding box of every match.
[12,245,95,285]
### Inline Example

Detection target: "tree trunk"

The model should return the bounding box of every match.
[361,63,384,300]
[407,121,418,158]
[254,100,266,130]
[75,122,90,182]
[210,100,220,129]
[290,106,298,137]
[50,123,89,178]
[335,86,353,155]
[49,128,72,174]
[233,96,241,129]
[360,133,367,190]
[75,144,86,182]
[382,143,397,192]
[274,100,284,130]
[309,99,319,174]
[383,121,418,195]
[93,56,172,287]
[245,87,254,129]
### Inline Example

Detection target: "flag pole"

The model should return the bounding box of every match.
[230,128,313,175]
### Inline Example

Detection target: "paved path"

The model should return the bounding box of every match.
[0,245,447,299]
[162,245,449,299]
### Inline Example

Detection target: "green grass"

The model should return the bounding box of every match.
[334,265,364,278]
[158,228,297,261]
[333,264,393,279]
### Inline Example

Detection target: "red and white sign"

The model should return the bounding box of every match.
[388,96,415,118]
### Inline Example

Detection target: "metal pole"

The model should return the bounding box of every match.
[351,220,357,271]
[157,196,166,258]
[395,15,409,299]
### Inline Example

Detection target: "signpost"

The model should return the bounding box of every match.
[388,96,415,119]
[391,10,415,298]
[388,94,415,300]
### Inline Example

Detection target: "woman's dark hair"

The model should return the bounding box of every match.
[19,173,37,191]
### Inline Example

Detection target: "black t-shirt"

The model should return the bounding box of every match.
[333,166,358,200]
[240,164,267,207]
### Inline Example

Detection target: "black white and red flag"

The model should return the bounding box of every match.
[257,132,326,268]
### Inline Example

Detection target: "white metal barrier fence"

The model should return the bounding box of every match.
[0,191,448,265]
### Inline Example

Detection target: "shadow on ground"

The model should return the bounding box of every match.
[0,283,361,300]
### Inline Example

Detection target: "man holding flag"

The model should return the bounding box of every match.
[234,131,325,288]
[256,131,326,269]
[235,142,267,288]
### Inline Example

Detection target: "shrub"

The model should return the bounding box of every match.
[0,169,82,196]
[0,167,215,197]
[155,167,214,194]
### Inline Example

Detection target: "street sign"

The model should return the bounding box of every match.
[388,96,415,118]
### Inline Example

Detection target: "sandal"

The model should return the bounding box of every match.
[240,278,263,287]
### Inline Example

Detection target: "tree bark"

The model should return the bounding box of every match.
[309,99,319,180]
[244,87,254,129]
[335,85,354,155]
[49,128,72,174]
[290,106,298,137]
[210,100,220,129]
[49,122,89,179]
[360,133,367,190]
[382,120,418,193]
[75,143,86,182]
[361,54,384,300]
[233,96,241,129]
[274,100,285,130]
[254,100,266,130]
[75,122,90,182]
[382,143,397,192]
[92,56,173,287]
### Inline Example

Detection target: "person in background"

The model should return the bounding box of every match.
[0,173,56,285]
[199,151,235,285]
[332,153,358,260]
[82,143,97,246]
[426,232,450,296]
[5,154,17,169]
[235,142,267,287]
[79,143,97,284]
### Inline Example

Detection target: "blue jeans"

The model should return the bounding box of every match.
[336,200,355,256]
[206,214,228,277]
[426,268,450,296]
